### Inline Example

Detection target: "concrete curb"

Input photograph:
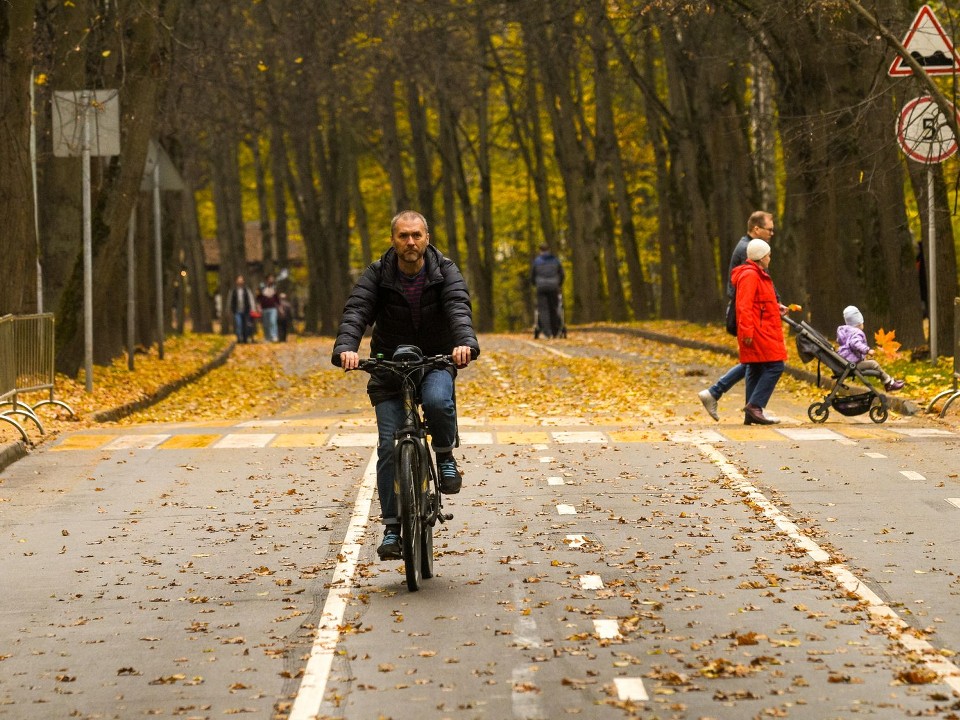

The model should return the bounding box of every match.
[0,439,28,474]
[574,324,920,417]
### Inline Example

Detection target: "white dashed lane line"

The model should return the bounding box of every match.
[579,574,604,590]
[613,677,649,702]
[593,619,622,640]
[900,470,926,481]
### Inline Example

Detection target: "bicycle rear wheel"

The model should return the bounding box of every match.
[397,442,423,591]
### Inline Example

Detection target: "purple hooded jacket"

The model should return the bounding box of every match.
[836,324,870,363]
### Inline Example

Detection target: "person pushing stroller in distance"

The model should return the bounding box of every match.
[531,243,564,339]
[836,305,905,393]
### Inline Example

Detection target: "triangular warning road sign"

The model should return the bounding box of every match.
[888,4,960,77]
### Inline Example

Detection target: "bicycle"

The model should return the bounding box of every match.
[356,346,455,591]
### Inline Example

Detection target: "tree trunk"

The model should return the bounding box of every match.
[210,130,247,338]
[34,0,90,318]
[749,1,925,344]
[0,0,38,314]
[908,162,958,354]
[375,69,409,214]
[406,80,435,224]
[474,25,496,332]
[522,3,604,323]
[250,136,274,278]
[269,123,290,272]
[54,2,180,373]
[437,101,462,266]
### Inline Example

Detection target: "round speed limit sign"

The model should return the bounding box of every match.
[897,96,959,163]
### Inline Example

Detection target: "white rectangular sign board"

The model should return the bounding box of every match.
[52,90,120,158]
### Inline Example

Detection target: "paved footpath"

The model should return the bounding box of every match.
[1,331,959,719]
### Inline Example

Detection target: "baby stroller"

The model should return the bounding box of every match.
[533,292,567,339]
[783,315,889,424]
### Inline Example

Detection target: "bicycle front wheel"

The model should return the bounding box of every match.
[397,441,423,591]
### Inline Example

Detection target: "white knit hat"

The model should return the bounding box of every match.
[843,305,864,326]
[747,238,771,261]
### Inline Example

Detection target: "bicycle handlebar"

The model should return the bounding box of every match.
[353,354,456,374]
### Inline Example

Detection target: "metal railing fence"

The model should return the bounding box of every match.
[0,313,74,442]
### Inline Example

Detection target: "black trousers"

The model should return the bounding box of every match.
[537,289,561,337]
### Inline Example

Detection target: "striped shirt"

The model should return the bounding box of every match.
[399,266,427,329]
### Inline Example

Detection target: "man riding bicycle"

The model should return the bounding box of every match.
[332,210,480,561]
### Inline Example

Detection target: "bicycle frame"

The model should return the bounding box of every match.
[357,351,454,590]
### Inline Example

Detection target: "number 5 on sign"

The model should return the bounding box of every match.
[897,96,959,164]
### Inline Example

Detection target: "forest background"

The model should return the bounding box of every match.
[0,0,959,376]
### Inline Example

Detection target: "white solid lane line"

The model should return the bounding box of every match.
[697,442,960,697]
[522,338,572,358]
[288,452,377,720]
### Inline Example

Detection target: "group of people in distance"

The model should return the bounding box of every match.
[698,210,905,425]
[227,273,295,344]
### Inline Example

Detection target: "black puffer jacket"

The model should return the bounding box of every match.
[331,245,480,405]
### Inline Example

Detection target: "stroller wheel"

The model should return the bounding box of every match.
[869,403,888,424]
[808,402,829,423]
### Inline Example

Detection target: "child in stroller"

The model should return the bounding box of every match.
[784,313,891,424]
[836,306,904,393]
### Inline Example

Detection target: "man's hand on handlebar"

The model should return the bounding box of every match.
[451,346,473,368]
[340,351,360,371]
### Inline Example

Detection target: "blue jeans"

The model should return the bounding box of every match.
[373,369,458,526]
[234,311,252,343]
[708,363,746,399]
[262,307,279,342]
[744,361,784,409]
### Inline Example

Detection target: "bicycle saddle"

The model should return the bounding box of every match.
[392,345,424,362]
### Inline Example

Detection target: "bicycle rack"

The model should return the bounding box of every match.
[925,298,960,419]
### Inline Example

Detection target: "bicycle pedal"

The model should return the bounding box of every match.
[442,512,454,521]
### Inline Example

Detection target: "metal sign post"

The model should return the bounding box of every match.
[52,90,120,391]
[889,4,960,363]
[896,96,959,361]
[139,139,185,362]
[927,168,937,360]
[80,93,93,392]
[153,162,164,360]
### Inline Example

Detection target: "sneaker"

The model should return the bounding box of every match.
[377,528,402,560]
[884,379,905,392]
[698,389,719,421]
[436,456,462,494]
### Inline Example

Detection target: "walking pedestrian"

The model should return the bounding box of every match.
[277,292,294,342]
[698,210,777,420]
[530,243,564,339]
[227,275,257,344]
[732,239,786,425]
[257,274,280,342]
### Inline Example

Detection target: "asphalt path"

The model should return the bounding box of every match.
[1,332,959,719]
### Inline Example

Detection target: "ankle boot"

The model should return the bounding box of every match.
[744,404,778,425]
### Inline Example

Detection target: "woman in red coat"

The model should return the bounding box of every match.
[730,239,786,425]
